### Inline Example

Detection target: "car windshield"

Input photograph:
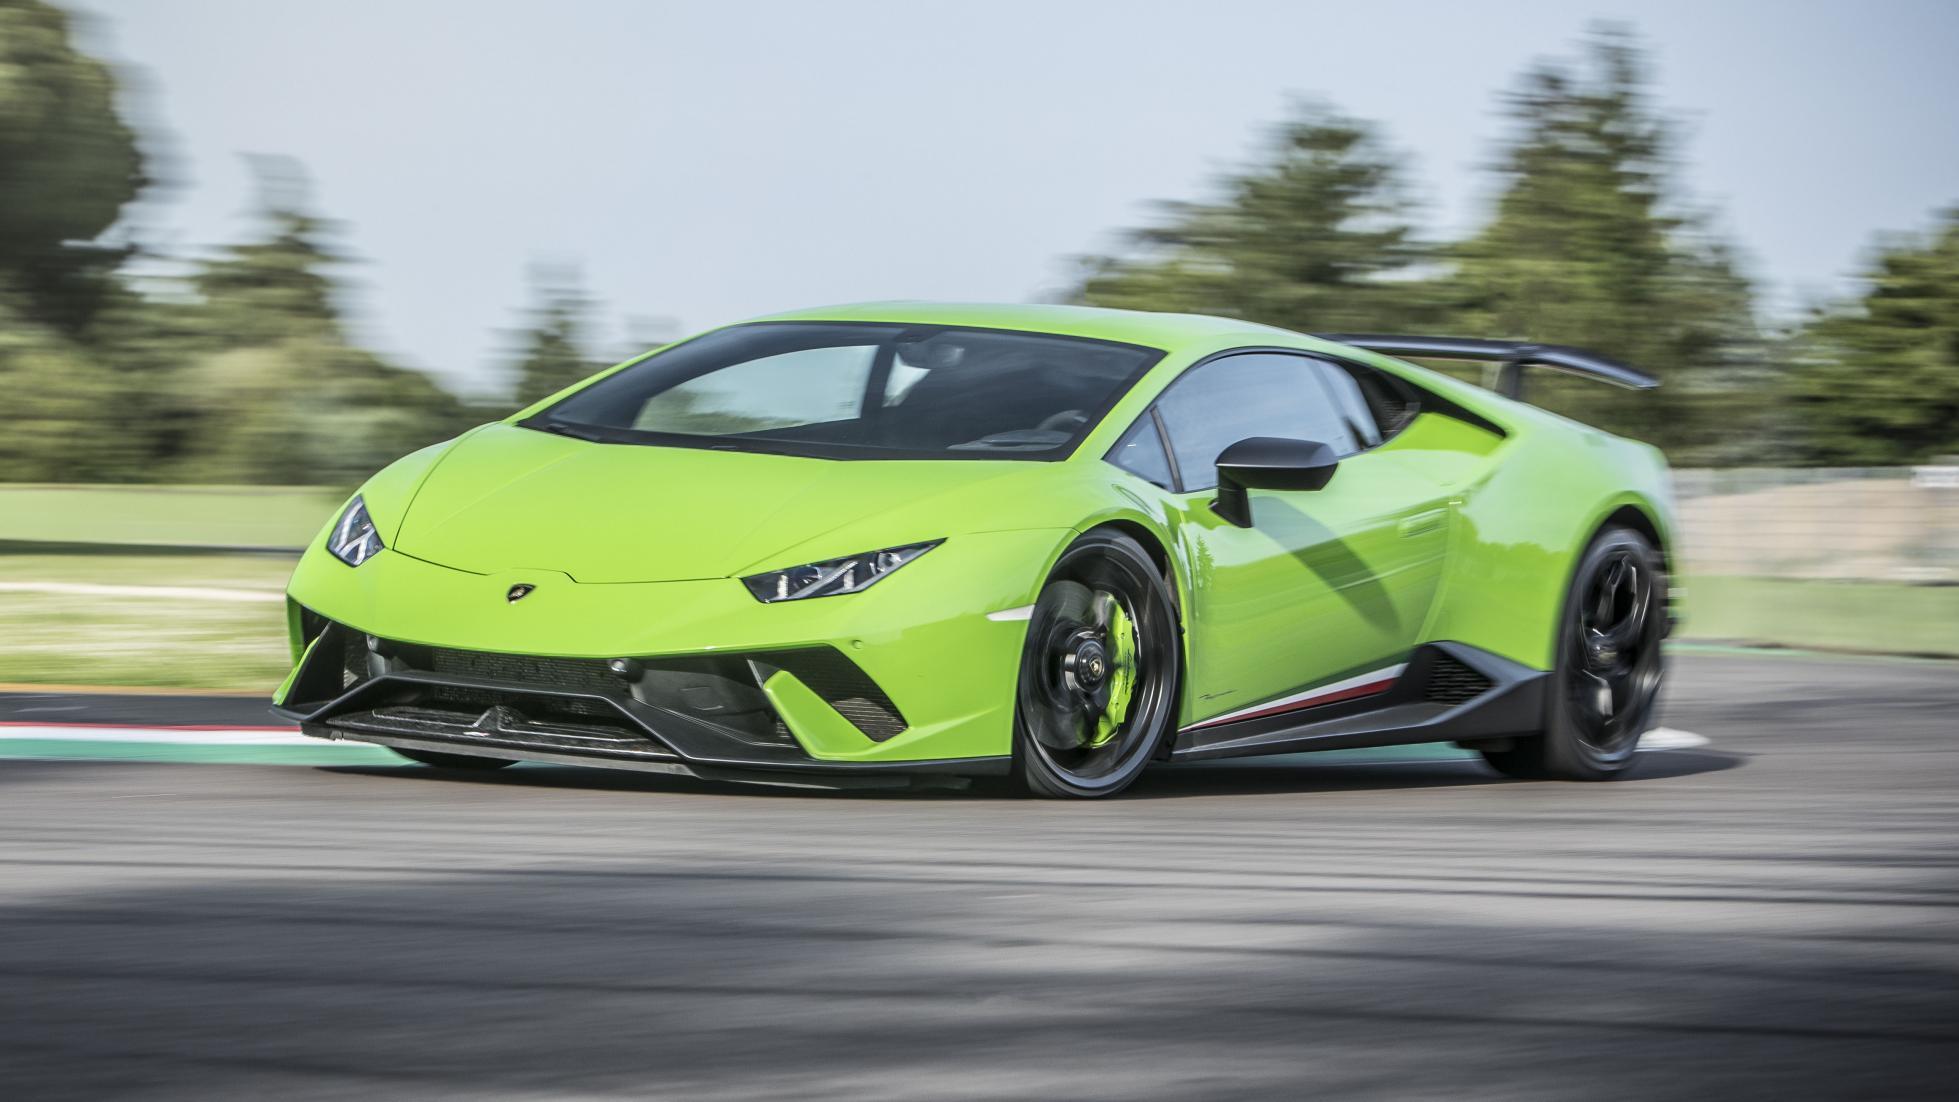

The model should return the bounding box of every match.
[523,322,1163,461]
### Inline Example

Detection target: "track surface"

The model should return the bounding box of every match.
[2,653,1955,1100]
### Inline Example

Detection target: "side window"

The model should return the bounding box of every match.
[1310,361,1384,450]
[1154,353,1359,492]
[1106,415,1175,489]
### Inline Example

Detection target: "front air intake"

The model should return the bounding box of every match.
[752,648,908,742]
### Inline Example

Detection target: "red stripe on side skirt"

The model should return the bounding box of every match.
[1188,675,1399,730]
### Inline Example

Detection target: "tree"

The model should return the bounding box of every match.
[189,157,344,346]
[510,265,601,407]
[1787,208,1959,465]
[0,0,155,480]
[1446,28,1760,458]
[0,0,146,331]
[1072,104,1439,333]
[0,295,135,480]
[166,159,473,485]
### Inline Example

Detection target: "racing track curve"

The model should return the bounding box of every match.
[0,651,1954,1100]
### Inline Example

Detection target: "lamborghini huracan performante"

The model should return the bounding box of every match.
[274,303,1673,798]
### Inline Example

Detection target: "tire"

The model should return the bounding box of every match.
[391,747,519,771]
[1012,530,1181,798]
[1481,526,1667,781]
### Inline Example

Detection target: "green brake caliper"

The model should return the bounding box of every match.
[1089,596,1138,748]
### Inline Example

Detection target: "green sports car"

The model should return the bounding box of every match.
[273,302,1673,798]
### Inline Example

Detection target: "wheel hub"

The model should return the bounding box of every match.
[1060,632,1111,707]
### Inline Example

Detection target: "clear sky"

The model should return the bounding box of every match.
[69,0,1959,396]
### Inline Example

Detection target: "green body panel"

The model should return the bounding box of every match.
[1151,414,1485,715]
[282,302,1674,763]
[285,525,1066,762]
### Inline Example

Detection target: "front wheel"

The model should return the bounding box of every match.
[1013,531,1180,799]
[1481,526,1667,781]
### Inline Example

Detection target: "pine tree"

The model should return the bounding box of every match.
[1447,27,1760,458]
[511,266,601,407]
[170,159,470,485]
[1073,104,1438,333]
[1787,208,1959,464]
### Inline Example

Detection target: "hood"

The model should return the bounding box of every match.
[390,424,1039,582]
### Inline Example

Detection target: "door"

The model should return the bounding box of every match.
[1148,352,1458,726]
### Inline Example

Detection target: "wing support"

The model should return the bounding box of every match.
[1319,334,1657,401]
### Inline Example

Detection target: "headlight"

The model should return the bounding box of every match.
[327,495,384,566]
[742,540,940,602]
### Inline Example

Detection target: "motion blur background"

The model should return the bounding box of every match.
[1,0,1955,683]
[4,6,1958,1100]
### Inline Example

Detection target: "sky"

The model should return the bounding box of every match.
[69,0,1959,396]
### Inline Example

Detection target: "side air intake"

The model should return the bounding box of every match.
[1423,653,1495,707]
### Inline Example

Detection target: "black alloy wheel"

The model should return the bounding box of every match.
[1013,530,1180,798]
[1481,526,1667,781]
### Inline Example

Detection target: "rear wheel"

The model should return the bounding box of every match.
[1013,531,1180,799]
[391,747,519,771]
[1481,526,1666,781]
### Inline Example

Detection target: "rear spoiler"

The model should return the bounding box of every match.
[1317,335,1657,400]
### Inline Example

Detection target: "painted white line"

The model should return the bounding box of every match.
[0,581,284,604]
[1640,727,1712,750]
[0,726,314,746]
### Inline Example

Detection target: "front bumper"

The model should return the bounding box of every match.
[275,529,1066,776]
[274,617,1006,781]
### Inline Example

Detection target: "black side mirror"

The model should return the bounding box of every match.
[1212,436,1339,528]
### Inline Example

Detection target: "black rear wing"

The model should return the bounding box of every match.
[1318,334,1657,400]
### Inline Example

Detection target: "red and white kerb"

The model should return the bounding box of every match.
[1185,663,1406,731]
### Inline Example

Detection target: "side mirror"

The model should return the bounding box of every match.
[1211,436,1339,528]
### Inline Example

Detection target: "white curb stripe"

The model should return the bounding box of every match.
[1640,727,1712,750]
[0,726,316,746]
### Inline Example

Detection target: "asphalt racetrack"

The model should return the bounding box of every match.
[1,651,1955,1100]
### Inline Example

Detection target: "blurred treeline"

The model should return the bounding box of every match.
[0,1,597,486]
[1073,29,1959,467]
[2,5,1954,485]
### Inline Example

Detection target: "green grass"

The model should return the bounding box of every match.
[0,483,339,549]
[1678,575,1959,658]
[0,552,295,691]
[0,554,1951,694]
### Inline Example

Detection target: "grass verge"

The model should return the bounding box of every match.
[0,552,295,691]
[0,555,1951,694]
[1678,575,1959,659]
[0,483,337,549]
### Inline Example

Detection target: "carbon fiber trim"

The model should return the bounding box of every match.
[287,617,908,746]
[1423,652,1494,706]
[754,648,908,742]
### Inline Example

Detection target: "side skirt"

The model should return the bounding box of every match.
[1169,642,1546,762]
